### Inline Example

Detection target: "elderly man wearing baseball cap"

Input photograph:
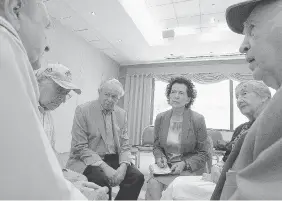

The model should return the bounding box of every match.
[37,63,81,113]
[211,0,282,200]
[36,63,109,200]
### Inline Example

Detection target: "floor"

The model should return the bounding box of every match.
[112,152,154,200]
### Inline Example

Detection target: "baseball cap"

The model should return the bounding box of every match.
[36,63,81,94]
[226,0,263,34]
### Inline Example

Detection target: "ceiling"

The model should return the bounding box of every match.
[44,0,247,66]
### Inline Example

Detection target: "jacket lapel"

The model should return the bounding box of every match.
[182,108,191,137]
[179,109,192,152]
[162,109,172,148]
[93,102,107,143]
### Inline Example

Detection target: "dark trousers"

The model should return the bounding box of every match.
[83,154,145,200]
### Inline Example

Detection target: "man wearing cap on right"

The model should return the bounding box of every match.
[211,0,282,200]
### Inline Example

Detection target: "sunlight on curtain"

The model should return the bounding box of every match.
[153,81,171,122]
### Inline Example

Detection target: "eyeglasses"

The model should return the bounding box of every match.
[55,86,72,102]
[104,92,119,101]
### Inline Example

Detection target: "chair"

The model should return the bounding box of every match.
[207,129,223,147]
[205,135,214,174]
[207,129,225,164]
[131,125,155,168]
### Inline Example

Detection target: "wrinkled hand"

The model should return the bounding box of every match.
[113,164,127,186]
[102,165,118,187]
[217,140,227,146]
[95,186,109,200]
[75,181,109,200]
[215,140,228,150]
[156,157,168,168]
[170,161,186,175]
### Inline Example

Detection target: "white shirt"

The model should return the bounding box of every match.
[0,17,86,200]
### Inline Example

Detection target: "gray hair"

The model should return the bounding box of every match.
[235,80,271,99]
[98,78,125,98]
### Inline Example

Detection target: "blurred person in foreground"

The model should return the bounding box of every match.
[211,0,282,199]
[0,0,85,199]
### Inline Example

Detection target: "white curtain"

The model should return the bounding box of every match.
[124,74,153,145]
[154,72,253,84]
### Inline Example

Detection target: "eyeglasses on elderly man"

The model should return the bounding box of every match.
[36,64,81,111]
[66,78,145,200]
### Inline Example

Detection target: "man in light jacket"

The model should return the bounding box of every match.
[66,78,145,200]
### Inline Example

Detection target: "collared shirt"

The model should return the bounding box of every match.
[39,106,56,150]
[0,17,85,199]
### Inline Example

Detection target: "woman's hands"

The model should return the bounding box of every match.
[170,161,186,175]
[156,157,168,168]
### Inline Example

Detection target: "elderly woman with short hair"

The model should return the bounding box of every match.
[145,77,209,200]
[161,80,271,200]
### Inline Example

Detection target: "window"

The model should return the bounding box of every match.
[153,80,171,122]
[193,81,230,129]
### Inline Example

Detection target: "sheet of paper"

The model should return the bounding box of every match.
[150,164,171,174]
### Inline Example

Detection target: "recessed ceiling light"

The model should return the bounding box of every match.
[117,39,122,43]
[91,11,96,16]
[174,27,197,36]
[210,17,216,24]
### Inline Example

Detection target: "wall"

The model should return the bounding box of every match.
[44,20,120,153]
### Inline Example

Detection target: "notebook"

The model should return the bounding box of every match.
[149,163,173,176]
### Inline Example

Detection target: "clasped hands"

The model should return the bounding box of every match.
[102,163,127,187]
[156,157,186,175]
[74,181,109,200]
